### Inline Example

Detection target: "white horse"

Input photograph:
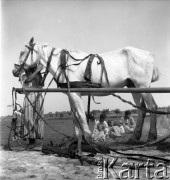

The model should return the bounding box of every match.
[13,37,160,154]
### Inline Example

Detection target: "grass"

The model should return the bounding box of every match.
[0,115,169,146]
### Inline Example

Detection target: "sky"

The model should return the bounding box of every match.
[1,0,170,116]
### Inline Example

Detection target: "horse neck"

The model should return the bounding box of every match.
[39,46,86,82]
[40,46,62,78]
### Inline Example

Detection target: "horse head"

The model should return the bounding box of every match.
[12,37,53,79]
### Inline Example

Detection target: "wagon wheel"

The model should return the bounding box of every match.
[8,120,38,151]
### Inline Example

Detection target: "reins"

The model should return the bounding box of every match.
[15,43,36,76]
[40,47,56,86]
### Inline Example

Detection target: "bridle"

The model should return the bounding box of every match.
[16,42,55,86]
[14,43,36,77]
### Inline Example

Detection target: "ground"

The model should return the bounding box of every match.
[1,139,170,180]
[1,117,170,180]
[0,148,99,180]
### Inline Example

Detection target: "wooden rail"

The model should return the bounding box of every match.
[14,87,170,93]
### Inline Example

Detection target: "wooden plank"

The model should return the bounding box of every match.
[14,87,170,93]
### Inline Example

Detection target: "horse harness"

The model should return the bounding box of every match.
[54,49,110,89]
[17,42,110,89]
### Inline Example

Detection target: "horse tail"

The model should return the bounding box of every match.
[151,66,160,82]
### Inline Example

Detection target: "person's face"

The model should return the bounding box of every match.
[98,126,102,131]
[125,114,131,119]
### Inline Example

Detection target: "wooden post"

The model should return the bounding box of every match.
[87,95,91,125]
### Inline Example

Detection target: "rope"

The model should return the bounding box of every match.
[106,146,170,163]
[112,93,170,115]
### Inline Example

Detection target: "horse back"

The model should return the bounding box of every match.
[66,47,157,88]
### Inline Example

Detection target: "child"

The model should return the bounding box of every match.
[108,120,121,138]
[92,113,108,142]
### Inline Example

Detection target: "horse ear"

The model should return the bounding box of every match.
[29,37,34,45]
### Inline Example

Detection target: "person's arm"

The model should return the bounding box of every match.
[104,122,109,134]
[119,117,124,126]
[130,116,136,127]
[104,121,108,128]
[94,120,99,128]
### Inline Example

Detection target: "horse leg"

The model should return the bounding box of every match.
[68,93,91,153]
[128,93,146,143]
[73,118,83,154]
[141,93,157,141]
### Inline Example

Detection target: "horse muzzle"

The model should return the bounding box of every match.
[12,64,23,77]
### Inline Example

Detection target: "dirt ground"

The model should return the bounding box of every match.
[0,147,100,180]
[1,111,170,179]
[1,129,170,180]
[1,139,170,180]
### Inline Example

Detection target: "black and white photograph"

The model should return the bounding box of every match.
[1,0,170,179]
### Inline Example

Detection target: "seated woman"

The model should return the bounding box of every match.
[92,113,108,142]
[121,110,136,133]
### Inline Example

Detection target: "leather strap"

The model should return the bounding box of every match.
[41,47,55,86]
[84,54,95,82]
[96,54,110,86]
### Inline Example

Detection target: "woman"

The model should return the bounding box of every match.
[121,110,136,133]
[92,113,108,142]
[13,64,44,145]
